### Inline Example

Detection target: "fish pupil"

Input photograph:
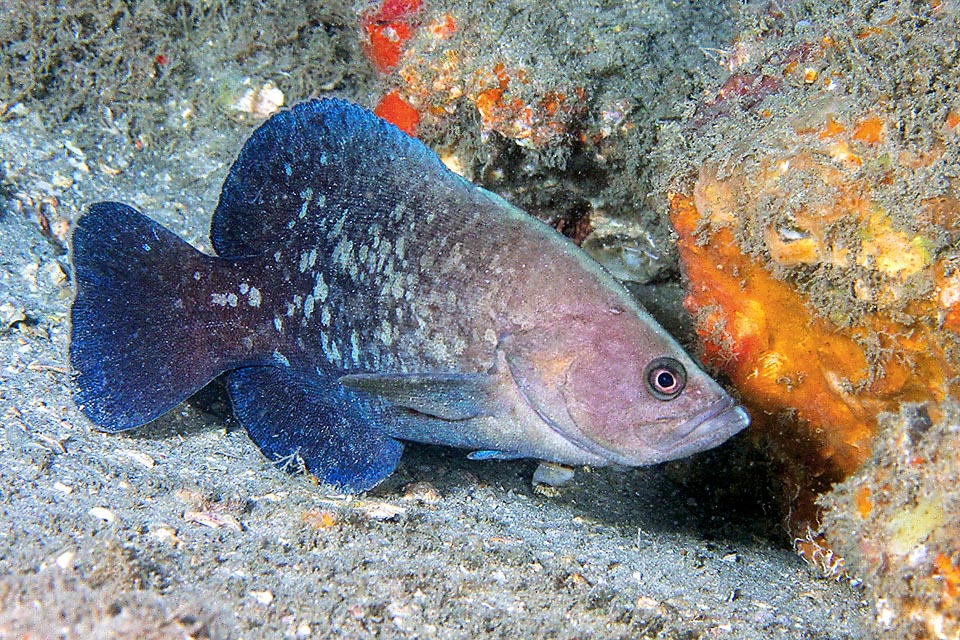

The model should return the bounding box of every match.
[656,371,676,389]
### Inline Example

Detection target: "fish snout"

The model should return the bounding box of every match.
[649,397,750,462]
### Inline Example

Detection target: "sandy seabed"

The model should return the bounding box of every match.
[0,0,874,636]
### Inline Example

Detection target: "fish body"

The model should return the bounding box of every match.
[70,99,748,490]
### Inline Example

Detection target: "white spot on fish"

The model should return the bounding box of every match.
[321,332,342,365]
[299,251,310,273]
[380,319,394,347]
[321,305,331,327]
[330,213,347,237]
[350,329,360,363]
[316,193,326,208]
[308,247,318,269]
[313,273,328,302]
[299,187,313,219]
[284,163,292,176]
[273,350,290,367]
[239,282,249,294]
[142,243,151,252]
[194,271,201,281]
[274,250,282,263]
[248,286,261,307]
[226,293,238,307]
[211,293,228,306]
[333,237,354,270]
[274,316,283,333]
[304,294,315,319]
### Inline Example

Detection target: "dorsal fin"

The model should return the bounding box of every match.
[210,98,452,258]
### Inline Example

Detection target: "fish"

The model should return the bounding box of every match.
[69,98,749,491]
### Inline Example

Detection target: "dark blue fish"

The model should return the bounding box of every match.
[69,99,748,491]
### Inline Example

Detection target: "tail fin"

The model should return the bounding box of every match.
[70,202,233,432]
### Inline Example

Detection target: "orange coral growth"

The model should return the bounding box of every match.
[855,486,873,519]
[669,188,959,538]
[466,64,578,145]
[935,553,960,600]
[936,264,960,334]
[852,116,885,144]
[374,90,420,136]
[818,114,846,139]
[302,509,338,529]
[427,14,456,39]
[365,4,585,149]
[361,0,423,73]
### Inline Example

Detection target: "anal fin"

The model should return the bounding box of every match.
[227,366,403,492]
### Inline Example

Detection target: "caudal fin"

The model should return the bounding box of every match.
[70,202,233,431]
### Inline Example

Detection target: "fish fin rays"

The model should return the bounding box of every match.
[70,202,232,432]
[211,98,452,258]
[338,371,499,421]
[227,367,403,491]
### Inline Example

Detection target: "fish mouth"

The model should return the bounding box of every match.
[650,396,750,461]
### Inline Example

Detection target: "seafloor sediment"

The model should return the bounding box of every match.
[4,0,953,637]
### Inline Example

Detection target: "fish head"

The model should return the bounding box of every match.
[500,308,749,467]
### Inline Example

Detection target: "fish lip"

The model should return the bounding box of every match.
[651,396,751,456]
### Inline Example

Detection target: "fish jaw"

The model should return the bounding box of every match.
[638,397,750,465]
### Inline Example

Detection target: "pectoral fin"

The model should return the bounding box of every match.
[338,372,498,421]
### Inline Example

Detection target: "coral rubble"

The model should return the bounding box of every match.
[357,0,736,282]
[662,2,960,636]
[823,403,960,640]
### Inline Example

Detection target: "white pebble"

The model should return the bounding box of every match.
[122,449,156,469]
[88,507,116,523]
[53,481,73,494]
[55,550,76,570]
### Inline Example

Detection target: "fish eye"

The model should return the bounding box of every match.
[645,357,686,400]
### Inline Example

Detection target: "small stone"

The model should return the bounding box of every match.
[42,261,67,288]
[249,590,274,605]
[0,303,27,331]
[55,550,76,570]
[357,500,406,521]
[183,510,243,531]
[51,172,73,189]
[533,461,576,487]
[121,449,156,469]
[227,80,285,121]
[401,481,441,504]
[88,507,117,523]
[53,481,73,494]
[533,484,562,498]
[302,509,338,529]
